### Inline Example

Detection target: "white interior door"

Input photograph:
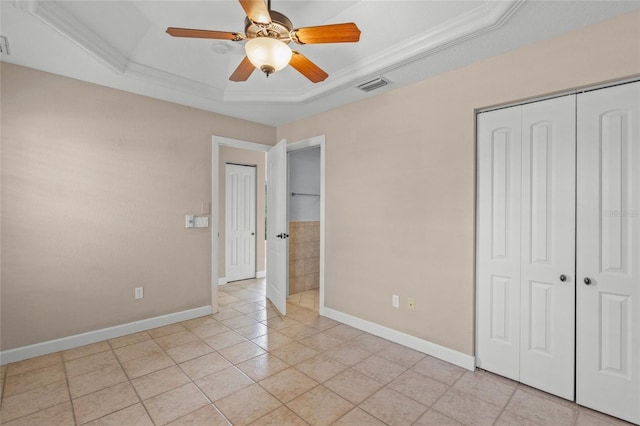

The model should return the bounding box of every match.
[476,105,522,381]
[225,164,256,282]
[519,96,575,399]
[266,140,288,315]
[576,82,640,424]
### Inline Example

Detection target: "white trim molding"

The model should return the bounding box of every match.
[0,306,212,365]
[217,277,228,286]
[323,307,476,371]
[17,0,130,73]
[256,270,266,279]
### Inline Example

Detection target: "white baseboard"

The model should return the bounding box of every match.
[218,277,228,286]
[323,307,476,371]
[0,306,212,365]
[256,270,266,279]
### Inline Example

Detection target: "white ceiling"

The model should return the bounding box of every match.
[2,1,639,126]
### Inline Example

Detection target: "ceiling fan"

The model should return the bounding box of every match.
[166,0,361,83]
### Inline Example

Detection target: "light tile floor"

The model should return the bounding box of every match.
[0,278,634,425]
[287,289,320,312]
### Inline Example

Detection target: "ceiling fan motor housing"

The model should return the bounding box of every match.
[244,10,293,43]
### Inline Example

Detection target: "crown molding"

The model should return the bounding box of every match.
[126,61,224,100]
[15,0,128,73]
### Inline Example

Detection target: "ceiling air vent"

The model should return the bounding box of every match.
[357,76,389,93]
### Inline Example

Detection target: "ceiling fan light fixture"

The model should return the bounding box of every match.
[245,37,292,77]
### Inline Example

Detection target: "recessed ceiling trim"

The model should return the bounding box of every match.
[17,0,128,73]
[223,0,524,103]
[127,62,224,100]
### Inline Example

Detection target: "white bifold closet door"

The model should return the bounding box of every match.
[477,95,576,399]
[576,82,640,424]
[477,82,640,424]
[519,96,576,399]
[476,105,522,381]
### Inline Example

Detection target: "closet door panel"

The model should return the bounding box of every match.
[520,96,576,399]
[476,106,522,380]
[577,82,640,424]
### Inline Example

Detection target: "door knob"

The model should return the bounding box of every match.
[284,233,289,238]
[276,233,284,239]
[559,274,567,282]
[584,277,592,285]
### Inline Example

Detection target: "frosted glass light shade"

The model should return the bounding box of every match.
[245,37,292,76]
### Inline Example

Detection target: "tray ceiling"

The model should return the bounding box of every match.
[2,1,638,126]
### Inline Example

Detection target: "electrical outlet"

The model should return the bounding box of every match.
[135,287,144,300]
[408,297,415,311]
[392,295,399,308]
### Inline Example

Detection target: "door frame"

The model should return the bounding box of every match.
[212,135,326,314]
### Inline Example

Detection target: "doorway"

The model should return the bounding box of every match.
[211,135,326,316]
[286,146,321,312]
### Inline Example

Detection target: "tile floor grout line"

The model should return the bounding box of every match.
[418,359,470,425]
[108,337,155,426]
[0,363,6,412]
[120,346,158,426]
[62,357,79,426]
[251,380,297,424]
[66,343,138,425]
[185,361,235,426]
[489,371,520,426]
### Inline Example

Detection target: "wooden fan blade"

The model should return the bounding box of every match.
[166,27,241,41]
[239,0,271,25]
[229,56,256,82]
[289,51,328,83]
[292,22,361,44]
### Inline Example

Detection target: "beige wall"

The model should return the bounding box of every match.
[0,63,275,350]
[218,147,266,279]
[277,11,640,355]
